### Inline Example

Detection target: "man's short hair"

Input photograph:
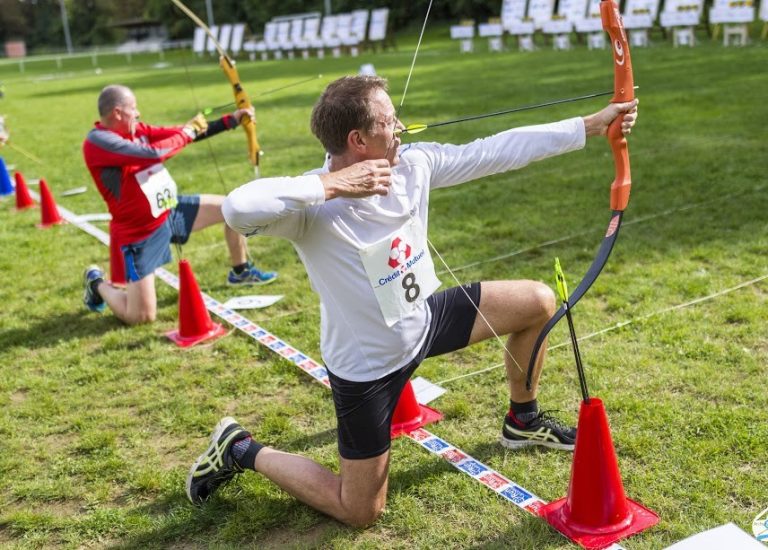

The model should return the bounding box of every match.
[97,85,132,118]
[310,76,389,155]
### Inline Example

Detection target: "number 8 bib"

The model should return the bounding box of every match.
[359,219,441,327]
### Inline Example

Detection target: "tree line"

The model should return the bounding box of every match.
[0,0,501,53]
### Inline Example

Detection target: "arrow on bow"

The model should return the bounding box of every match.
[201,74,323,116]
[170,0,262,177]
[396,87,638,136]
[525,0,636,390]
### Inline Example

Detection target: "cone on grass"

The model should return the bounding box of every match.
[390,380,443,438]
[166,259,227,347]
[538,397,659,549]
[14,172,35,210]
[37,178,64,228]
[0,156,13,196]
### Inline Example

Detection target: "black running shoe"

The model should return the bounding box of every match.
[186,417,249,504]
[500,410,576,451]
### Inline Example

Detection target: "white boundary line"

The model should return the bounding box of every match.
[32,192,621,545]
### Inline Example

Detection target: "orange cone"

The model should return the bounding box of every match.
[14,172,35,210]
[166,259,227,347]
[390,380,443,438]
[538,397,659,549]
[37,178,64,228]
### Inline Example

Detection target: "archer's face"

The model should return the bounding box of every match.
[362,88,404,166]
[114,93,140,137]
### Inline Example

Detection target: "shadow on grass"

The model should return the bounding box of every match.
[0,311,124,352]
[108,436,569,548]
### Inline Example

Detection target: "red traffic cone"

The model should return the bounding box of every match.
[539,397,659,549]
[14,172,35,210]
[390,380,443,438]
[166,259,227,347]
[37,178,64,228]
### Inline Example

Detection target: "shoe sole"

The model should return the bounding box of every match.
[499,435,574,452]
[185,416,239,504]
[227,274,278,286]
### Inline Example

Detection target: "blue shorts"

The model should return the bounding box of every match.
[121,195,200,282]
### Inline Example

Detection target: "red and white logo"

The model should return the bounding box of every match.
[388,237,412,268]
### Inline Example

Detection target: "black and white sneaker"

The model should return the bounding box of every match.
[186,417,249,504]
[500,411,576,451]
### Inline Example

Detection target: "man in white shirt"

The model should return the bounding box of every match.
[186,75,638,526]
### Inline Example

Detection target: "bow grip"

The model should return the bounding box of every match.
[608,118,631,211]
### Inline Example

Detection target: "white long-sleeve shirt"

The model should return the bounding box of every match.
[224,117,586,382]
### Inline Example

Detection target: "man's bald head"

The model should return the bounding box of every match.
[97,85,133,118]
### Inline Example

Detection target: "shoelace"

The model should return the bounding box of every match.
[535,410,573,432]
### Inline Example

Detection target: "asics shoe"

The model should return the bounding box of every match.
[186,417,249,505]
[227,265,278,286]
[83,265,105,313]
[500,410,576,451]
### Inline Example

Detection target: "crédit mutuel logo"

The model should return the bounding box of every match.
[388,237,412,269]
[754,506,768,543]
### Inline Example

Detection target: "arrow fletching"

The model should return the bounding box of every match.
[554,257,569,303]
[396,123,428,136]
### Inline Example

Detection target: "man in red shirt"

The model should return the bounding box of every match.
[82,84,276,325]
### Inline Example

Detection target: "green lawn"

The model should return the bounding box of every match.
[1,28,767,549]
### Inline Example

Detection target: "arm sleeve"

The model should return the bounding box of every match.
[223,175,326,241]
[85,124,192,168]
[420,117,586,190]
[193,114,238,142]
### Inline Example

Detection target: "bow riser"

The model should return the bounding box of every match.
[219,57,261,169]
[601,0,634,211]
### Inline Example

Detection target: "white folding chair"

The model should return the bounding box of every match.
[313,15,338,58]
[252,21,279,61]
[205,25,220,54]
[192,27,206,55]
[217,24,233,53]
[478,19,505,51]
[295,16,320,59]
[502,0,536,51]
[660,0,704,46]
[709,0,755,45]
[368,8,390,50]
[344,9,369,56]
[268,20,291,58]
[230,23,246,56]
[450,21,476,53]
[542,0,588,50]
[574,0,605,49]
[283,18,304,58]
[622,0,661,46]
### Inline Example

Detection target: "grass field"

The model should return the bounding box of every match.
[1,26,767,549]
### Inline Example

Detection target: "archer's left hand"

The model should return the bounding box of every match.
[233,106,255,125]
[583,99,639,138]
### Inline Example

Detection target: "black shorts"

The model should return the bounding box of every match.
[329,282,481,460]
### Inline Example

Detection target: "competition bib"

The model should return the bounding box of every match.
[359,219,441,327]
[136,163,178,218]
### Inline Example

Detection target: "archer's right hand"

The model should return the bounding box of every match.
[320,159,392,200]
[182,113,208,140]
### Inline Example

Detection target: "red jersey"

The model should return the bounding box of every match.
[83,121,192,283]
